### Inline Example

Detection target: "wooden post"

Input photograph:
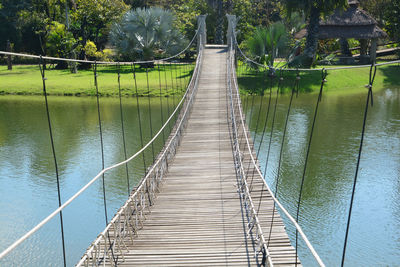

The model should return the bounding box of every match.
[6,40,12,70]
[370,38,378,63]
[359,39,369,64]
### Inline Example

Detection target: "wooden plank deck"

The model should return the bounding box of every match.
[113,46,299,266]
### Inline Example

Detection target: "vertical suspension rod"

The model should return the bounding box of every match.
[39,56,67,267]
[117,62,130,196]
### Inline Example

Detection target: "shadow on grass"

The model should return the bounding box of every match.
[238,69,322,95]
[379,65,400,87]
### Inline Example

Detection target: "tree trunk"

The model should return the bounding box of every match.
[6,40,12,70]
[340,38,352,56]
[302,6,320,67]
[215,0,224,44]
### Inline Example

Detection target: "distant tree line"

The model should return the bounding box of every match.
[0,0,399,67]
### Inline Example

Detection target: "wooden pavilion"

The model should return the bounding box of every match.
[296,0,387,63]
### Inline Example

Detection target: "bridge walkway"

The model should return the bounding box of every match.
[109,46,299,266]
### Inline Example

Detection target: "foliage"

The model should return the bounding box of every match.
[283,0,347,17]
[246,22,289,67]
[46,21,78,58]
[110,7,186,61]
[83,41,112,61]
[70,0,129,50]
[383,0,400,41]
[282,0,347,68]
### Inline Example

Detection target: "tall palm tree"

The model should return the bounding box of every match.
[284,0,347,67]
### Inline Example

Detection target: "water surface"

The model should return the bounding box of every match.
[242,87,400,266]
[0,95,177,266]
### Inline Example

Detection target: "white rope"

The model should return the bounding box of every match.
[0,26,199,65]
[0,37,204,261]
[227,47,273,267]
[76,38,204,266]
[233,34,400,71]
[229,38,326,267]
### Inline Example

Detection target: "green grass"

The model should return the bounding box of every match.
[237,62,400,96]
[0,63,194,97]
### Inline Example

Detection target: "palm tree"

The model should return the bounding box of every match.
[284,0,347,67]
[110,7,186,62]
[247,22,289,67]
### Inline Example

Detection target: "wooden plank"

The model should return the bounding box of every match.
[94,47,300,266]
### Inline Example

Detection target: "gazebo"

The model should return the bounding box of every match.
[296,0,387,63]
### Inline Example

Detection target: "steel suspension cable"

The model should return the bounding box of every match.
[163,62,172,133]
[145,67,156,163]
[39,56,67,267]
[267,74,299,247]
[230,36,326,266]
[295,69,328,267]
[247,70,273,189]
[0,25,200,66]
[169,62,176,121]
[117,63,130,196]
[252,70,271,149]
[341,63,376,267]
[241,91,256,150]
[131,63,147,175]
[0,37,202,261]
[93,62,109,225]
[256,71,284,216]
[157,64,166,144]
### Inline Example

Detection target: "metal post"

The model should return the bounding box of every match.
[226,14,238,48]
[197,15,207,52]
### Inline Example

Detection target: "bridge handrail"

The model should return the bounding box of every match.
[228,37,326,267]
[0,25,199,65]
[76,35,204,266]
[227,44,273,266]
[0,31,203,262]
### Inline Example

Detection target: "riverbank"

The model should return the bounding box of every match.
[238,62,400,95]
[1,62,399,97]
[0,64,193,97]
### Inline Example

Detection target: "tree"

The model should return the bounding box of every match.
[284,0,347,67]
[110,7,187,63]
[70,0,128,55]
[46,21,79,68]
[246,22,289,67]
[383,0,400,41]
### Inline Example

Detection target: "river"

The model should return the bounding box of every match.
[0,95,178,266]
[242,87,400,266]
[0,86,399,266]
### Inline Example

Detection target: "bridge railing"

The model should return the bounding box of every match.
[226,14,326,266]
[76,34,204,267]
[227,37,272,267]
[0,19,206,266]
[227,36,326,267]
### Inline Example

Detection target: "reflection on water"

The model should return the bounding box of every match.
[243,88,400,266]
[0,95,177,266]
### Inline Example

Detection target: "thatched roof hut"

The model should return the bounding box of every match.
[295,0,387,62]
[296,1,387,39]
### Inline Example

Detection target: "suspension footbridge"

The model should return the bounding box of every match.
[1,15,399,267]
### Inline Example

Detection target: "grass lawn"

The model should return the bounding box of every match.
[237,62,400,95]
[0,63,194,97]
